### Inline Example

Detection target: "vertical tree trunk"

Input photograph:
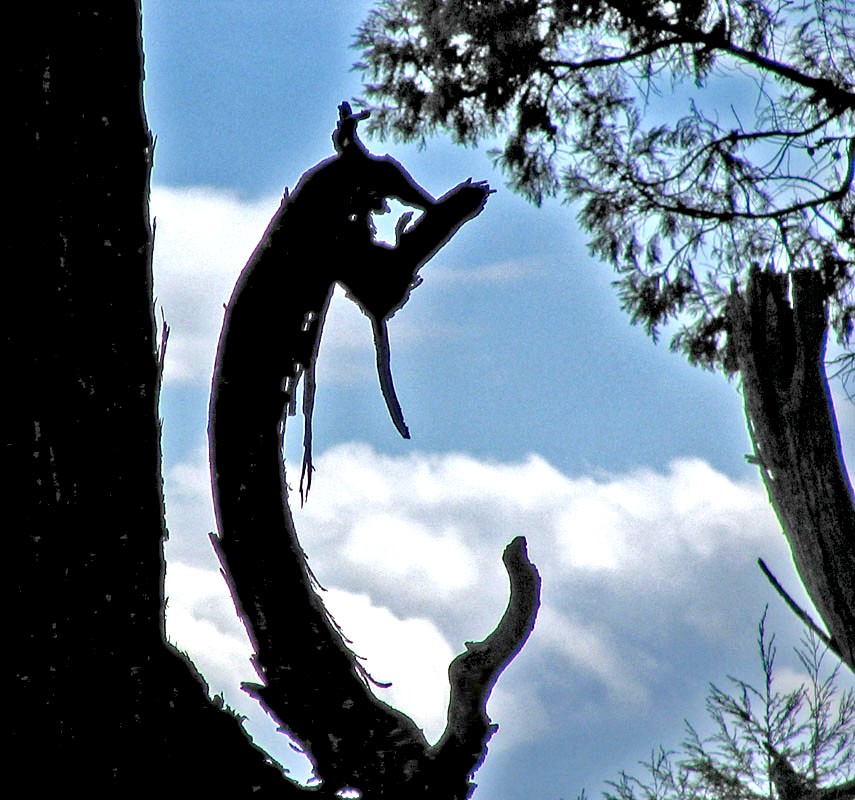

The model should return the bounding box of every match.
[728,268,855,672]
[10,0,166,777]
[9,3,294,791]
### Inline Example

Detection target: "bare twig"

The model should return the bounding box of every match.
[757,557,842,659]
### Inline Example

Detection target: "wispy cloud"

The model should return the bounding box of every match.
[427,258,540,284]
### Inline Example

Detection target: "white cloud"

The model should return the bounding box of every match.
[164,561,255,688]
[427,258,539,284]
[320,588,456,744]
[162,439,790,769]
[535,605,655,704]
[342,514,479,593]
[549,458,768,574]
[484,681,551,752]
[296,447,777,602]
[151,186,273,385]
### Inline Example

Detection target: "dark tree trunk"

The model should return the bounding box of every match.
[728,268,855,672]
[9,2,295,792]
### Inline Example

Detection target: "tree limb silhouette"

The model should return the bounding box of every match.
[208,103,539,798]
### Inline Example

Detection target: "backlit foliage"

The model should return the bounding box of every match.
[355,0,854,371]
[599,613,854,800]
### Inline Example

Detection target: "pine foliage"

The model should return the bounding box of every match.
[355,0,855,371]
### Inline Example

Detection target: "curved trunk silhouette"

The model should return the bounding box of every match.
[208,106,540,797]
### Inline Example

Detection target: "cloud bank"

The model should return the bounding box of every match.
[163,441,792,777]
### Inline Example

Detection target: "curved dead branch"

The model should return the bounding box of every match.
[208,104,538,797]
[430,536,542,797]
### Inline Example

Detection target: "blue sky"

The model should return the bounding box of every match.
[142,3,854,798]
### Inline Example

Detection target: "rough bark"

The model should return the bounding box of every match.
[727,268,855,672]
[9,2,299,792]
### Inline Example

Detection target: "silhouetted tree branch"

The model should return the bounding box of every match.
[208,104,540,798]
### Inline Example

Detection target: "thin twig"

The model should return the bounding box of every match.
[757,558,842,659]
